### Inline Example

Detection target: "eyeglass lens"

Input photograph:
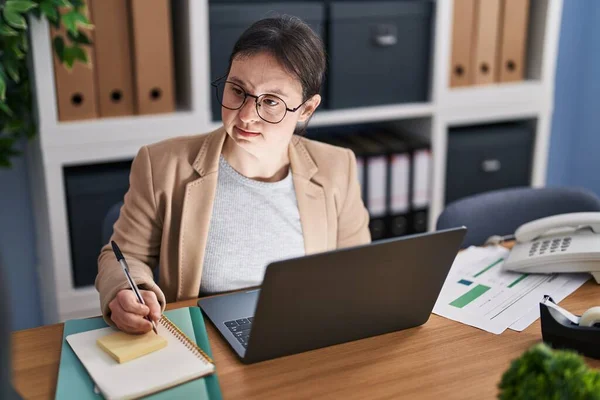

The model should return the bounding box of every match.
[215,81,287,123]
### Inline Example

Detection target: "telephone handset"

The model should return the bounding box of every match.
[502,212,600,283]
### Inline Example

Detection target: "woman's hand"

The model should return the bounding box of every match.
[109,289,162,334]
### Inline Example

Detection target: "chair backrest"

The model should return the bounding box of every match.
[102,201,159,284]
[436,186,600,248]
[102,201,124,246]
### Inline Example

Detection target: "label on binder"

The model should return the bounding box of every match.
[412,149,431,208]
[391,154,410,214]
[368,156,387,217]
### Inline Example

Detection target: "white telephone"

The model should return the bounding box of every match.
[502,212,600,283]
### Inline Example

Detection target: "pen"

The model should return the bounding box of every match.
[111,240,158,335]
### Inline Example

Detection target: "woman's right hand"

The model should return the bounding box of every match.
[109,289,162,334]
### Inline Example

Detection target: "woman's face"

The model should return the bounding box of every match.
[221,52,320,160]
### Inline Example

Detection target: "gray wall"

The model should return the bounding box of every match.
[0,141,41,331]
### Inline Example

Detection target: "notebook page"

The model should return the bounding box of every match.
[66,321,214,400]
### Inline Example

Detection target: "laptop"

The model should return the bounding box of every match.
[198,227,466,364]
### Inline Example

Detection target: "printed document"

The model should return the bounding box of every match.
[433,245,589,334]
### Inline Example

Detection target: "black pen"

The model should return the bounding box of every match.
[111,240,158,335]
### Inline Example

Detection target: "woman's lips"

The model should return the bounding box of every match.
[235,126,260,138]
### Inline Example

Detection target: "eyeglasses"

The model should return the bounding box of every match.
[211,77,308,124]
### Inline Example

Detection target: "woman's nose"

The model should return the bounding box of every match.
[238,97,260,123]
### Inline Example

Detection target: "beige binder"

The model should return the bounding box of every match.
[89,0,135,117]
[471,0,502,85]
[129,0,176,115]
[497,0,530,83]
[449,0,477,87]
[50,2,98,121]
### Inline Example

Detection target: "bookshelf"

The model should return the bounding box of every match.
[26,0,563,324]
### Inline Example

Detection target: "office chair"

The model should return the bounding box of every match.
[102,201,124,247]
[1,259,23,400]
[436,186,600,248]
[102,201,160,284]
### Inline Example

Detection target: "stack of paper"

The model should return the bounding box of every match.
[433,245,589,334]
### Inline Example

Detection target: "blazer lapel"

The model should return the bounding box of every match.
[290,136,329,255]
[177,128,226,299]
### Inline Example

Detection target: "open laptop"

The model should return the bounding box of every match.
[198,227,466,364]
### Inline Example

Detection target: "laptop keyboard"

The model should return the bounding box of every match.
[224,317,254,348]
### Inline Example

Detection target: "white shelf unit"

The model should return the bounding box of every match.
[27,0,564,324]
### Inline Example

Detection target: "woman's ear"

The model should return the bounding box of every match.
[299,94,321,122]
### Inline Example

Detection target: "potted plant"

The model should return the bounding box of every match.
[0,0,91,167]
[498,342,600,399]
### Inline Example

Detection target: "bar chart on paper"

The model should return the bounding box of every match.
[433,246,589,334]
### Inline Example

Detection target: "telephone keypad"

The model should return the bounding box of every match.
[529,237,571,256]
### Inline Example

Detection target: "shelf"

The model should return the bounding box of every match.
[39,111,203,150]
[440,81,549,112]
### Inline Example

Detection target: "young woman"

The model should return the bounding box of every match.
[96,16,370,334]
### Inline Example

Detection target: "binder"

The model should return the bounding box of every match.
[344,133,389,241]
[372,130,411,238]
[318,136,366,201]
[89,0,135,117]
[388,131,431,234]
[129,0,176,115]
[449,0,477,87]
[497,0,530,83]
[472,0,502,85]
[50,2,98,121]
[55,307,222,399]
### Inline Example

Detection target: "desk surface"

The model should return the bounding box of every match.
[12,283,600,399]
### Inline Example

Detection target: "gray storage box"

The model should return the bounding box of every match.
[445,122,534,205]
[209,2,325,121]
[328,1,434,109]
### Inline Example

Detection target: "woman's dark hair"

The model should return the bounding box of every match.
[228,15,326,132]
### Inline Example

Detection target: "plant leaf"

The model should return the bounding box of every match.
[5,61,19,83]
[67,29,91,45]
[61,9,91,36]
[71,45,87,63]
[2,9,28,30]
[49,0,71,7]
[62,46,76,69]
[53,35,65,59]
[5,1,38,14]
[0,74,6,101]
[0,23,19,36]
[20,30,28,51]
[3,120,25,134]
[0,101,14,117]
[39,2,59,24]
[0,17,19,36]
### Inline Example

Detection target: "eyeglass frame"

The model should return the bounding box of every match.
[211,75,311,124]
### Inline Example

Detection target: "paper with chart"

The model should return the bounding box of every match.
[433,245,589,334]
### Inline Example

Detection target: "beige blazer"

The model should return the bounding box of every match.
[96,127,371,323]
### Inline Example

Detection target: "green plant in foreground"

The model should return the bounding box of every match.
[0,0,91,167]
[498,342,600,400]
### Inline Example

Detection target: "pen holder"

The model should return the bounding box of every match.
[540,301,600,360]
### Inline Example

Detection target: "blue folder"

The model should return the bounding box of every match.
[54,307,222,399]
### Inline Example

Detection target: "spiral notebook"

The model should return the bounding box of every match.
[66,314,216,400]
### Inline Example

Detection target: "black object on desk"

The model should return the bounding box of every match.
[540,296,600,360]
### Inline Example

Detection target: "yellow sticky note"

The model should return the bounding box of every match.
[97,330,168,363]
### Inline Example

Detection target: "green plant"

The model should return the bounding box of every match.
[498,342,600,400]
[0,0,92,167]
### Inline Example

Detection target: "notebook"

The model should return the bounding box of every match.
[55,307,222,400]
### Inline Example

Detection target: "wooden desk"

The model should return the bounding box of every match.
[12,283,600,399]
